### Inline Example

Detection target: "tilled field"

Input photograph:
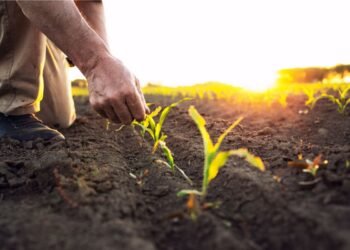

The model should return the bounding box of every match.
[0,95,349,250]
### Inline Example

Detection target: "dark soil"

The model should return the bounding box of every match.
[1,94,349,250]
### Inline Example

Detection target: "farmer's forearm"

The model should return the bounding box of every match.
[16,0,109,75]
[75,0,108,45]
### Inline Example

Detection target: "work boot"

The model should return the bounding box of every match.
[0,113,65,142]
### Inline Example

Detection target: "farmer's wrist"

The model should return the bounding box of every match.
[71,37,111,77]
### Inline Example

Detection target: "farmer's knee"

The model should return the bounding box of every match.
[54,111,76,129]
[37,104,76,129]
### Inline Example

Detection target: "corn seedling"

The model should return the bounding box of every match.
[132,98,192,184]
[310,86,350,114]
[177,106,265,215]
[303,87,317,107]
[288,154,328,177]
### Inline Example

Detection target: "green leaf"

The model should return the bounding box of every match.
[155,159,193,185]
[148,116,156,132]
[311,94,332,109]
[325,94,337,104]
[160,134,167,141]
[343,98,350,112]
[188,106,214,153]
[188,106,214,196]
[229,148,265,171]
[335,98,342,107]
[339,86,350,100]
[155,123,161,141]
[159,141,175,171]
[156,98,191,139]
[213,116,243,152]
[149,106,162,118]
[133,122,155,141]
[139,119,149,137]
[207,151,231,183]
[152,140,160,153]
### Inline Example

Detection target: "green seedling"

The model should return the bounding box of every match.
[303,87,317,107]
[177,106,265,214]
[132,99,193,185]
[311,86,350,114]
[133,99,190,153]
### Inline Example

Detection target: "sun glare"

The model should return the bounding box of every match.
[230,69,278,92]
[66,0,350,92]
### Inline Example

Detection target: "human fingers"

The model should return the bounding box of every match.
[135,77,150,114]
[111,98,133,125]
[90,96,108,118]
[104,105,121,123]
[125,90,146,122]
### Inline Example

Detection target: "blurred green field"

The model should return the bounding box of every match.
[72,81,349,110]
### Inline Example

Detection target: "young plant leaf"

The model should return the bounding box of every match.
[159,141,175,171]
[155,98,192,140]
[133,99,191,181]
[188,106,214,153]
[213,117,243,152]
[228,148,265,171]
[133,122,155,141]
[188,106,265,198]
[207,151,231,183]
[148,115,157,132]
[149,106,162,118]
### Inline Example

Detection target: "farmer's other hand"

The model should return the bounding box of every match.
[86,55,149,124]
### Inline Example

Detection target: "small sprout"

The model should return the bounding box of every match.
[303,87,317,108]
[288,154,328,177]
[310,86,350,114]
[178,106,265,218]
[129,169,149,187]
[303,160,320,176]
[155,159,193,185]
[132,98,192,182]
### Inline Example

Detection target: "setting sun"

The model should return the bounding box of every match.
[92,0,350,91]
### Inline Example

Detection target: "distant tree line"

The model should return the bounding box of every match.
[277,64,350,84]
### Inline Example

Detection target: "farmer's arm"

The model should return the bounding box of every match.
[74,0,108,44]
[16,0,147,124]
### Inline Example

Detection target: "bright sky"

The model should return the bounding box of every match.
[73,0,350,90]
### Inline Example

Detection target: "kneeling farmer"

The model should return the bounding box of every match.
[0,0,148,141]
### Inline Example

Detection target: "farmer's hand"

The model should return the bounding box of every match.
[15,0,147,124]
[86,55,149,124]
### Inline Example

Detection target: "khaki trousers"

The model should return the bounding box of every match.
[0,1,76,128]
